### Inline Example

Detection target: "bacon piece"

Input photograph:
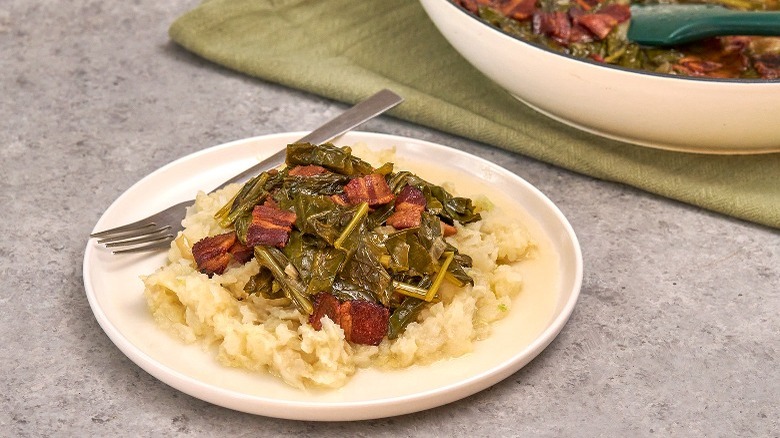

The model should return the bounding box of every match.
[308,293,390,346]
[673,57,724,77]
[498,0,537,21]
[441,222,458,237]
[308,293,342,330]
[387,185,427,230]
[569,24,595,44]
[533,11,571,44]
[192,232,236,276]
[386,209,422,230]
[330,193,349,206]
[192,232,256,276]
[573,0,600,12]
[573,4,629,40]
[228,240,254,264]
[598,4,630,23]
[721,36,752,54]
[720,36,752,71]
[342,174,395,206]
[754,53,780,80]
[567,8,595,43]
[568,6,585,20]
[574,13,617,40]
[395,185,427,207]
[339,300,390,346]
[288,165,328,177]
[455,0,481,13]
[245,204,297,247]
[589,53,605,63]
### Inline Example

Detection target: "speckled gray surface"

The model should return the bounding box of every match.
[1,1,778,436]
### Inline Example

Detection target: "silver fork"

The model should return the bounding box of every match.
[90,89,404,254]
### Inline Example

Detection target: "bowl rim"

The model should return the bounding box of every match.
[440,0,780,84]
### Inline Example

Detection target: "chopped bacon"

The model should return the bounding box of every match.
[573,14,610,40]
[458,0,628,42]
[570,4,629,40]
[569,25,595,44]
[567,6,585,20]
[533,11,571,44]
[386,209,421,229]
[228,240,254,264]
[721,36,752,54]
[339,300,390,346]
[387,185,427,230]
[532,3,627,43]
[288,165,328,177]
[598,4,630,23]
[573,0,600,12]
[308,293,341,331]
[245,204,297,248]
[192,232,255,276]
[566,8,594,43]
[441,222,458,237]
[498,0,537,21]
[574,14,616,39]
[455,0,481,13]
[720,36,752,71]
[455,0,536,20]
[754,53,780,80]
[395,185,427,207]
[192,232,235,276]
[308,293,390,345]
[342,174,395,206]
[560,8,580,42]
[673,57,724,77]
[589,53,605,63]
[330,193,349,206]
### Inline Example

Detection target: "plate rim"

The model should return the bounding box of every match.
[83,131,583,420]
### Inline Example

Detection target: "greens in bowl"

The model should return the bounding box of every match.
[455,0,780,79]
[419,0,780,152]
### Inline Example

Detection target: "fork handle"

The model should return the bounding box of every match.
[214,89,404,190]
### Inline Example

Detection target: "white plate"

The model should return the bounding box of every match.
[83,132,582,421]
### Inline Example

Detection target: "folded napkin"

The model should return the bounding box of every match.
[169,0,780,229]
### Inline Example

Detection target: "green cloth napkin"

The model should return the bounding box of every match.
[169,0,780,229]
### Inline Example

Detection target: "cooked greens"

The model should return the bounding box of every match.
[459,0,780,79]
[220,142,481,339]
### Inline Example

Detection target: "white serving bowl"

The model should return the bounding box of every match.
[419,0,780,154]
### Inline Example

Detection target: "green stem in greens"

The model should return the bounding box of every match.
[425,251,454,302]
[254,246,313,315]
[334,202,369,251]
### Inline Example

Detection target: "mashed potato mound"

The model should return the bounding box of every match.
[141,151,536,390]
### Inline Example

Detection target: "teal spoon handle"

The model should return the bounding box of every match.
[628,5,780,46]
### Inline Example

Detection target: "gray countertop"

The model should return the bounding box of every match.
[2,1,778,436]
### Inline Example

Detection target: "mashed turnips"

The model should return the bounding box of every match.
[141,144,536,389]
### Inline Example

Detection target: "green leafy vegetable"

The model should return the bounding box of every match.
[388,171,481,225]
[254,246,313,315]
[468,1,779,79]
[283,171,350,197]
[244,267,283,299]
[212,143,484,340]
[233,212,252,245]
[446,251,475,287]
[340,238,394,306]
[285,142,374,176]
[334,202,369,251]
[388,297,427,339]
